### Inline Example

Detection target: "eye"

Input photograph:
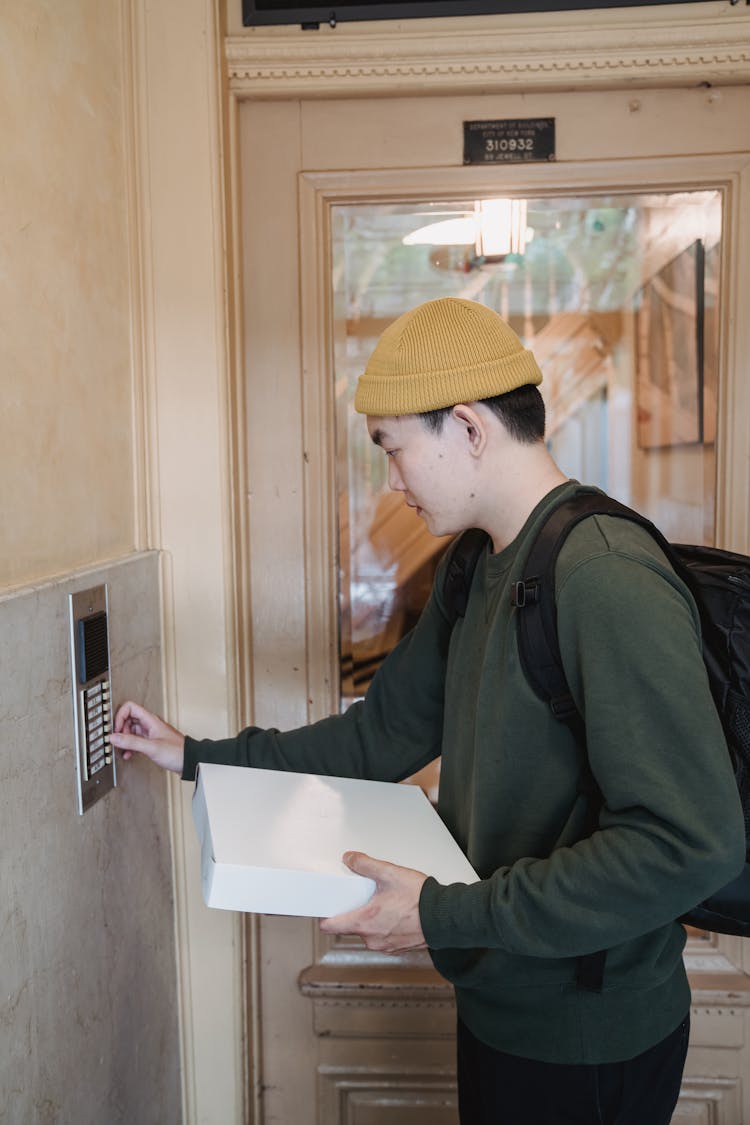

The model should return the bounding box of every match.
[384,448,398,458]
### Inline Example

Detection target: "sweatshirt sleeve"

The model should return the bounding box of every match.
[182,585,452,784]
[420,549,745,957]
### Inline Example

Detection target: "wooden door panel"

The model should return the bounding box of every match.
[320,1073,458,1125]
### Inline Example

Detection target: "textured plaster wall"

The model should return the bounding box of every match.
[0,1,135,588]
[0,554,180,1124]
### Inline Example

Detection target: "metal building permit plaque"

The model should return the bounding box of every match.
[463,118,556,165]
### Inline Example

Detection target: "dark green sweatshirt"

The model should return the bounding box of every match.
[183,481,745,1064]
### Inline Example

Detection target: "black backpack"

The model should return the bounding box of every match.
[443,487,750,947]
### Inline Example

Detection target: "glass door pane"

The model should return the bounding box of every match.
[332,190,722,711]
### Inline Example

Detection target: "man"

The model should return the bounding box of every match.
[111,297,744,1124]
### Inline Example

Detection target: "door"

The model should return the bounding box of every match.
[238,87,750,1124]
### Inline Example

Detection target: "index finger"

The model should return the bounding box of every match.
[113,699,151,733]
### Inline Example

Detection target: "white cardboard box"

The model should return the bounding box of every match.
[193,762,478,918]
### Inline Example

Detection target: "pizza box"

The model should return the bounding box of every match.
[192,762,478,918]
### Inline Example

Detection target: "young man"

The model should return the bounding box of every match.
[111,297,744,1124]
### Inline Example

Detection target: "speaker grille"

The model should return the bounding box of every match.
[78,612,109,683]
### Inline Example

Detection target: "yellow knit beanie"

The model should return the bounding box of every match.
[354,297,542,416]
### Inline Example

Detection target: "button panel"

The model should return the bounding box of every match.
[69,584,117,815]
[81,681,113,780]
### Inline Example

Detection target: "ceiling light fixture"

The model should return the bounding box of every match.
[403,199,532,261]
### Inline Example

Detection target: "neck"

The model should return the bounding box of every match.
[481,443,568,553]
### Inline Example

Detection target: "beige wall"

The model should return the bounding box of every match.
[0,2,135,589]
[0,5,181,1122]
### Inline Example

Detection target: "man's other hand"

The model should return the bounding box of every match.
[320,851,428,954]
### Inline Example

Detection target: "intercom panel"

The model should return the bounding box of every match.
[68,585,116,814]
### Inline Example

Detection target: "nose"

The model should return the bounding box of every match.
[387,457,405,492]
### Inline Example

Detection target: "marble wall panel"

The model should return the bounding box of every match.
[0,552,180,1125]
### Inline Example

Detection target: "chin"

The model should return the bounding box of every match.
[425,517,461,538]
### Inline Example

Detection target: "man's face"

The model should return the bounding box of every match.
[366,413,477,538]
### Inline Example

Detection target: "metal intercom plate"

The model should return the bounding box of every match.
[69,585,116,814]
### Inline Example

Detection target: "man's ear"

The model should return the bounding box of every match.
[451,404,487,458]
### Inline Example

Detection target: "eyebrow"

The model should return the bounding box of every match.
[370,427,387,447]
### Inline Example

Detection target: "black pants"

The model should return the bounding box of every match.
[457,1014,690,1125]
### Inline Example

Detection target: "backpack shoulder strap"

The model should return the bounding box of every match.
[442,528,490,623]
[515,490,657,733]
[516,489,657,997]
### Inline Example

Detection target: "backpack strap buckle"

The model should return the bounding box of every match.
[511,579,539,608]
[550,693,577,720]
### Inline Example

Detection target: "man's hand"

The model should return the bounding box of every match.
[109,701,185,775]
[320,852,428,954]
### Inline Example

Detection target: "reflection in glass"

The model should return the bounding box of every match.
[332,192,723,711]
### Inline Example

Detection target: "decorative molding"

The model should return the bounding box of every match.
[686,953,742,973]
[226,3,750,98]
[297,162,340,728]
[675,1077,741,1124]
[309,996,457,1039]
[299,962,454,1002]
[129,0,249,1122]
[684,956,750,1020]
[685,930,744,975]
[300,961,456,1038]
[318,1066,458,1125]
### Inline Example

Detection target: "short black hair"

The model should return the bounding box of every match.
[419,385,546,444]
